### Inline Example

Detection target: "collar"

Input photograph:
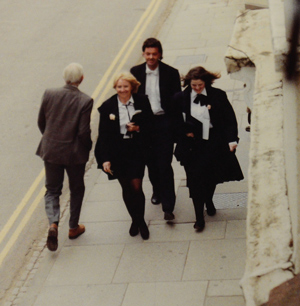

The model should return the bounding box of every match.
[191,88,207,100]
[146,65,159,75]
[117,95,134,106]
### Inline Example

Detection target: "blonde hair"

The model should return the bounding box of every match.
[113,71,141,93]
[63,63,84,84]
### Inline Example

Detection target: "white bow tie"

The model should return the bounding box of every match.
[146,69,158,76]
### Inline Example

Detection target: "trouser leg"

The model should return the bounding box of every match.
[192,196,205,223]
[66,163,86,229]
[44,162,64,226]
[147,135,175,212]
[157,143,175,213]
[147,154,161,197]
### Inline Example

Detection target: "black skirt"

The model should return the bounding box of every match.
[107,137,145,180]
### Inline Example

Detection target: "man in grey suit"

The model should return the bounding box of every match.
[36,63,93,251]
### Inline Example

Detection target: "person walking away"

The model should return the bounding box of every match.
[36,63,93,251]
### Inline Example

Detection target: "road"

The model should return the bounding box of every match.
[0,0,173,299]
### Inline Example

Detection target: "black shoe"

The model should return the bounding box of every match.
[164,212,175,221]
[206,202,216,216]
[194,220,205,232]
[151,193,161,205]
[139,221,149,240]
[129,222,139,237]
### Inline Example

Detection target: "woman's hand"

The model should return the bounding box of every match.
[186,133,194,138]
[229,143,237,152]
[126,122,140,132]
[103,161,113,175]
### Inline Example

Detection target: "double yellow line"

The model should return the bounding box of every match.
[0,0,163,267]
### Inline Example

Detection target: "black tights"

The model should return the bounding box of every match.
[118,178,145,223]
[192,182,216,222]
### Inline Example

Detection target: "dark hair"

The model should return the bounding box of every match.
[142,37,163,60]
[183,66,220,87]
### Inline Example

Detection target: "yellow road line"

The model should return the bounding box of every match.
[0,0,162,267]
[91,0,158,102]
[94,0,163,109]
[0,188,45,266]
[0,168,44,246]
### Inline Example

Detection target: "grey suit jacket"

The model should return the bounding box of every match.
[36,84,93,165]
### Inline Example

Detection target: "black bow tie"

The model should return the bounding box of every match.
[193,94,208,106]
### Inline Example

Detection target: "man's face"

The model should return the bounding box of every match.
[143,47,161,70]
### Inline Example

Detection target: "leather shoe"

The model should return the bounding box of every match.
[129,222,139,237]
[206,202,216,216]
[139,220,149,240]
[164,212,175,221]
[151,193,161,205]
[194,220,205,232]
[69,224,85,239]
[47,223,58,252]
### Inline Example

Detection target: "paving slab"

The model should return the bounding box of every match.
[122,281,208,306]
[33,284,127,306]
[44,244,124,286]
[183,239,246,281]
[112,242,189,283]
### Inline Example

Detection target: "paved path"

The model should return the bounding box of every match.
[5,0,250,305]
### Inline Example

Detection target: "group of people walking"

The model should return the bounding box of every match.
[36,37,243,252]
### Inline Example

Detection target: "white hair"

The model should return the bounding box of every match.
[63,63,84,84]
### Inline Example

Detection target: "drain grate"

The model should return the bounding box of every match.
[213,192,247,209]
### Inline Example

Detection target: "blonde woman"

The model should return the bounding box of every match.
[95,72,153,239]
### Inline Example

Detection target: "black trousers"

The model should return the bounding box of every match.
[147,115,175,213]
[44,161,86,229]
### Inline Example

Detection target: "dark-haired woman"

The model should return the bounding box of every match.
[174,66,244,231]
[95,72,154,240]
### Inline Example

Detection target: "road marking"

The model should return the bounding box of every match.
[0,169,44,246]
[90,0,158,102]
[0,188,45,265]
[0,0,163,266]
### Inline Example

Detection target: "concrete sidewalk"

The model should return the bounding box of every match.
[7,0,250,305]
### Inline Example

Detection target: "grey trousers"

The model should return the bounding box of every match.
[44,161,86,229]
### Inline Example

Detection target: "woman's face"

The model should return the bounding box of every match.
[190,79,205,94]
[116,78,132,101]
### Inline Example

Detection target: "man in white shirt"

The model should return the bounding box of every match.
[130,38,181,220]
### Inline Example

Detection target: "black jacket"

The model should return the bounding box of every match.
[94,93,154,170]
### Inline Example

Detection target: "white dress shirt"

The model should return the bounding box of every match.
[190,88,211,140]
[145,65,164,115]
[118,96,135,135]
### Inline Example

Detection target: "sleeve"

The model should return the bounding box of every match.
[94,105,110,168]
[220,91,239,143]
[172,69,182,96]
[37,91,47,134]
[77,98,94,150]
[139,95,154,133]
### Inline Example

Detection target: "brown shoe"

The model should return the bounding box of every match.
[47,223,58,251]
[68,224,85,239]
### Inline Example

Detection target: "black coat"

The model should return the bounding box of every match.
[174,86,244,184]
[94,93,154,177]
